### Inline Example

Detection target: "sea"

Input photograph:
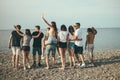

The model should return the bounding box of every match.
[0,28,120,53]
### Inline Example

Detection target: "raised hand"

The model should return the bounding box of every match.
[41,13,44,18]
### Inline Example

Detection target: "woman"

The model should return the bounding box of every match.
[68,25,75,67]
[41,27,50,59]
[16,28,40,70]
[42,14,57,69]
[58,24,69,70]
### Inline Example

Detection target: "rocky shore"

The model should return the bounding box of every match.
[0,50,120,80]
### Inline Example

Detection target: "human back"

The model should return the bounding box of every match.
[11,30,23,47]
[87,28,95,44]
[74,28,83,47]
[87,33,94,44]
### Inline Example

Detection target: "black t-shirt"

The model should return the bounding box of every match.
[32,31,44,48]
[11,30,23,47]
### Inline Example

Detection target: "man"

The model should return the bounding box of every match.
[32,25,44,67]
[8,25,23,69]
[70,23,85,67]
[85,28,96,66]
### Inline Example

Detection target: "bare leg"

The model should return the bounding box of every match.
[71,49,75,65]
[26,51,30,68]
[63,48,66,69]
[80,54,85,64]
[75,54,80,64]
[57,46,60,57]
[16,55,19,69]
[33,54,36,61]
[52,54,55,66]
[89,53,94,63]
[68,49,72,67]
[59,48,64,70]
[12,54,16,68]
[38,55,41,64]
[41,46,45,59]
[45,55,49,69]
[22,51,26,69]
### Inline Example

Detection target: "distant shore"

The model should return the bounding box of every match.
[0,50,120,80]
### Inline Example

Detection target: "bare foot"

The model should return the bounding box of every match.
[59,67,65,71]
[11,62,15,68]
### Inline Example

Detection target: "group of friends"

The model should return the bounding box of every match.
[8,15,97,71]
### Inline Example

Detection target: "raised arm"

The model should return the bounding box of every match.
[85,35,88,50]
[16,30,24,37]
[32,31,41,38]
[8,34,12,49]
[41,14,52,27]
[94,29,97,35]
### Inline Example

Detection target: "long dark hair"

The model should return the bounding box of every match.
[61,24,67,31]
[51,21,58,32]
[51,21,58,38]
[68,25,74,35]
[25,29,32,37]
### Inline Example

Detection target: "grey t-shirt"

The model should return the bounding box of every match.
[22,34,32,46]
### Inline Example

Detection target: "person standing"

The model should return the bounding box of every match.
[32,25,44,68]
[16,28,41,70]
[68,25,75,67]
[70,23,85,67]
[42,15,58,69]
[41,27,50,60]
[58,24,69,70]
[8,25,23,70]
[85,28,95,65]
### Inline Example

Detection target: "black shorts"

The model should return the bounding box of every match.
[74,45,83,54]
[22,46,30,51]
[58,42,67,48]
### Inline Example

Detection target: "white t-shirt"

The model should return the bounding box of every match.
[68,32,74,42]
[74,28,83,47]
[58,31,68,42]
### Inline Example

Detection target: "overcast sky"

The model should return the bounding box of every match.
[0,0,120,30]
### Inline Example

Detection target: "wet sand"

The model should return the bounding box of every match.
[0,50,120,80]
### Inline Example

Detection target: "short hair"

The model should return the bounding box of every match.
[76,23,80,27]
[87,28,92,32]
[16,25,21,30]
[61,24,67,31]
[35,25,40,30]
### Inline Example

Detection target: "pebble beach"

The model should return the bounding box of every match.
[0,50,120,80]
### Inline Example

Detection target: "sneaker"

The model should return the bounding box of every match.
[73,62,76,66]
[76,63,80,66]
[41,56,44,59]
[31,63,36,68]
[38,63,42,67]
[80,63,85,68]
[28,65,31,69]
[24,67,26,70]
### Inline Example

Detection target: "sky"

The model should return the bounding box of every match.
[0,0,120,30]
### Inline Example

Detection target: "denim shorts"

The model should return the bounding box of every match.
[68,42,75,49]
[32,47,42,56]
[45,45,56,56]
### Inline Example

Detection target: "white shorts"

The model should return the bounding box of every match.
[86,44,94,54]
[11,47,21,56]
